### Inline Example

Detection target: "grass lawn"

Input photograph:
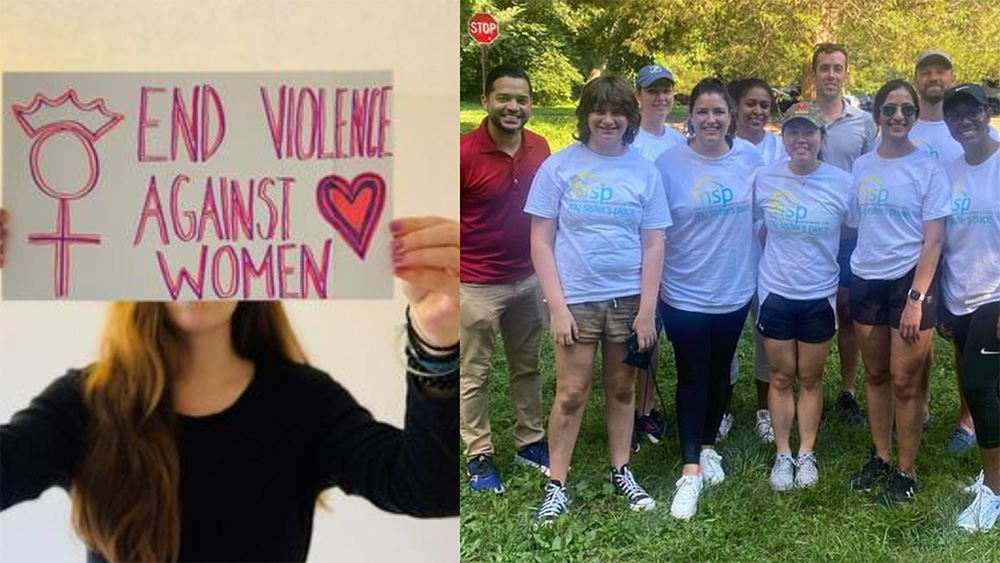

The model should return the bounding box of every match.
[459,105,1000,562]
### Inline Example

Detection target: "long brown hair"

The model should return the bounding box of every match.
[70,302,305,562]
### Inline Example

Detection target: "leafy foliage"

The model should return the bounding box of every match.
[461,0,1000,104]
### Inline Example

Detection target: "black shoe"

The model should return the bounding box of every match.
[635,408,671,444]
[848,453,892,492]
[877,470,917,507]
[837,392,866,426]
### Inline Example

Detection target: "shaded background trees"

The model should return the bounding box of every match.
[460,0,1000,105]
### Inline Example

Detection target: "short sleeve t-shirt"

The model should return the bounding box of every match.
[847,149,952,280]
[631,126,687,162]
[754,162,853,300]
[872,120,999,163]
[655,142,763,313]
[524,143,672,305]
[460,120,551,283]
[735,131,787,167]
[941,148,1000,316]
[823,101,877,173]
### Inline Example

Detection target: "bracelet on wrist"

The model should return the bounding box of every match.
[406,306,459,362]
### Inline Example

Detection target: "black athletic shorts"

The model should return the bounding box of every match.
[849,267,938,330]
[756,292,836,344]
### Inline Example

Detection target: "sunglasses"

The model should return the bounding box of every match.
[945,105,986,126]
[879,103,917,118]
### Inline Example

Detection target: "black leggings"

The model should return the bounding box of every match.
[660,300,750,464]
[952,300,1000,450]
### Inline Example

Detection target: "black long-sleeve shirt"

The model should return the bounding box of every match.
[0,359,458,561]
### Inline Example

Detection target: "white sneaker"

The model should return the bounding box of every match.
[670,473,703,520]
[717,413,734,440]
[964,470,985,494]
[957,482,1000,533]
[795,451,819,488]
[755,410,775,443]
[770,453,795,491]
[700,448,725,485]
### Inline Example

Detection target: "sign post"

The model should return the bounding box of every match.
[468,13,499,97]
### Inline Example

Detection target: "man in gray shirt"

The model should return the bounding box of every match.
[810,43,876,426]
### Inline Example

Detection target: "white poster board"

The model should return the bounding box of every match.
[2,72,393,300]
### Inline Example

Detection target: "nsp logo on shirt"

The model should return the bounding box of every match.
[690,177,749,221]
[858,176,910,218]
[949,184,994,226]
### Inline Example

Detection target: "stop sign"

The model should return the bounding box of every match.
[468,13,499,44]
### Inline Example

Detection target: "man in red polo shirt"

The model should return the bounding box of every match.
[461,65,551,493]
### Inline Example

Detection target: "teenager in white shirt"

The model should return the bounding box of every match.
[630,64,686,449]
[845,80,951,507]
[754,103,852,491]
[939,83,1000,533]
[654,78,762,520]
[526,74,670,525]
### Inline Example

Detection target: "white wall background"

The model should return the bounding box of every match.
[0,0,458,561]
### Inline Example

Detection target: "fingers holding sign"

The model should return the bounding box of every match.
[390,216,459,348]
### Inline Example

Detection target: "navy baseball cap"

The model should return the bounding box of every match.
[943,83,988,113]
[636,65,675,88]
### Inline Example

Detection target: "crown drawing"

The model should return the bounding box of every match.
[12,89,124,141]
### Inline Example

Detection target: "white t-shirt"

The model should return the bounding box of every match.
[525,143,672,305]
[755,162,853,300]
[655,141,763,313]
[631,126,687,163]
[735,131,787,167]
[871,120,1000,163]
[846,149,952,280]
[941,148,1000,316]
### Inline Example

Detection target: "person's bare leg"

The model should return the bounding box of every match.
[953,348,976,433]
[920,347,933,424]
[983,447,1000,494]
[837,286,859,396]
[547,342,597,483]
[603,339,637,469]
[855,322,893,463]
[765,338,797,454]
[797,339,834,453]
[890,328,934,477]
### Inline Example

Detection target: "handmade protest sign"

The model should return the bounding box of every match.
[2,72,393,300]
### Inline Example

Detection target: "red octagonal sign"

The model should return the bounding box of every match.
[468,13,499,44]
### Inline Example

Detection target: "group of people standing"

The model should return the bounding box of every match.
[460,43,999,534]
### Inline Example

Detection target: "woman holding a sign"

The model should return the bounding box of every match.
[0,210,459,562]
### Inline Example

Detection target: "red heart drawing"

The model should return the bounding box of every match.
[316,172,387,259]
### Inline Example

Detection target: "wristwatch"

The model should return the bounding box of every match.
[907,288,932,304]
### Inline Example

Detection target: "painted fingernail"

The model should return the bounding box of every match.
[391,240,403,253]
[390,220,402,233]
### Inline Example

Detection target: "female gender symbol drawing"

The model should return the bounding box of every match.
[11,90,123,298]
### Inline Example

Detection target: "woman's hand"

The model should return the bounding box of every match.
[391,216,458,348]
[549,305,578,347]
[899,300,923,345]
[632,311,656,352]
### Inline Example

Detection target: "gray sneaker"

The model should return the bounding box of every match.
[795,452,819,488]
[770,453,795,491]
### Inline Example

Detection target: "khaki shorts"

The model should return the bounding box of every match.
[544,294,640,344]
